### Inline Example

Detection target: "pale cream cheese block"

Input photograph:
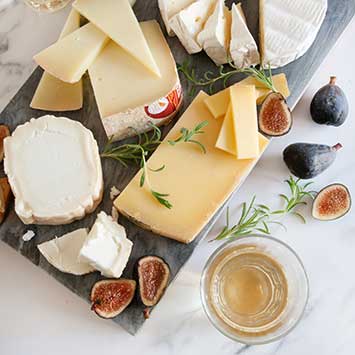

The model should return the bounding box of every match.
[38,229,95,275]
[197,0,231,65]
[31,9,83,111]
[4,115,103,225]
[230,3,260,69]
[79,212,133,278]
[34,23,109,83]
[260,0,327,68]
[158,0,196,36]
[169,0,217,54]
[114,92,269,244]
[73,0,160,78]
[89,21,182,142]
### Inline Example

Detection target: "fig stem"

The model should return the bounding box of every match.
[333,143,343,151]
[330,76,337,85]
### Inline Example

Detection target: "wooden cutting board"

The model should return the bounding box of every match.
[0,0,354,335]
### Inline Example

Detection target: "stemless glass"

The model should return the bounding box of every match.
[200,235,309,345]
[24,0,71,12]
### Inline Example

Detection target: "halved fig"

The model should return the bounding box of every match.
[90,279,136,319]
[259,92,292,136]
[312,184,351,221]
[0,125,10,162]
[137,256,170,307]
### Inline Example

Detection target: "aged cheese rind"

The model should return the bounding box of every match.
[34,23,109,83]
[73,0,160,77]
[260,0,327,68]
[38,229,95,276]
[89,21,182,141]
[4,115,103,225]
[114,92,269,244]
[31,10,83,111]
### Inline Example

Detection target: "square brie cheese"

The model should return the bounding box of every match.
[197,0,231,65]
[79,211,133,278]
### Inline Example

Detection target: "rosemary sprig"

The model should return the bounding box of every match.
[214,177,314,240]
[177,59,276,96]
[168,120,209,153]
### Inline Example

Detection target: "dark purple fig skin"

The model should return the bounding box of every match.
[310,77,348,127]
[283,143,342,179]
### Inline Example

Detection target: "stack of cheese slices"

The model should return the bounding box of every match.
[159,0,328,67]
[31,0,182,142]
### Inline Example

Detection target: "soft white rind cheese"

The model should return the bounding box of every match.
[197,0,231,65]
[230,3,260,68]
[79,212,133,278]
[4,115,103,225]
[169,0,217,54]
[38,229,95,275]
[260,0,327,68]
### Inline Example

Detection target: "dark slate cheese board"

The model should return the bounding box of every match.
[0,0,354,335]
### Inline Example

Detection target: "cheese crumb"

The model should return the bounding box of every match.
[22,230,35,242]
[111,206,119,221]
[110,186,121,200]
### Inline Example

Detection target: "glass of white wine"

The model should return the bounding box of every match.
[24,0,71,12]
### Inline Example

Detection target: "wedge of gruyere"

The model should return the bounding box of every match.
[73,0,160,77]
[89,21,182,141]
[230,85,259,159]
[215,104,236,155]
[30,10,83,111]
[114,92,269,244]
[34,23,109,83]
[204,73,290,118]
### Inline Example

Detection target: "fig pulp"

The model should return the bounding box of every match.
[137,256,170,307]
[312,184,351,221]
[91,279,136,319]
[258,92,292,137]
[283,143,342,179]
[310,76,349,126]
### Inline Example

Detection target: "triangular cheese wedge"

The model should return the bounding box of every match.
[215,104,237,155]
[197,0,231,65]
[73,0,160,77]
[31,10,83,111]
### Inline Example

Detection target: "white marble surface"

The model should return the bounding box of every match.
[1,1,355,354]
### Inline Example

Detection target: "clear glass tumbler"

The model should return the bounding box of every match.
[24,0,71,12]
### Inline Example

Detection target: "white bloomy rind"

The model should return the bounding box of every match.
[4,115,103,225]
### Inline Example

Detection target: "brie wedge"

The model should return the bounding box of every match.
[169,0,217,54]
[158,0,196,36]
[38,229,95,276]
[197,0,231,65]
[4,115,103,225]
[79,212,133,278]
[260,0,327,68]
[230,3,260,68]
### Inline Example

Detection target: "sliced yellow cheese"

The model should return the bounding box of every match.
[73,0,160,77]
[31,10,83,111]
[114,92,269,244]
[230,85,259,159]
[34,23,109,83]
[204,73,290,118]
[215,104,236,155]
[89,21,180,141]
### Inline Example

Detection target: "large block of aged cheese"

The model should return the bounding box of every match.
[204,73,290,118]
[89,21,182,141]
[114,92,269,244]
[30,10,83,111]
[73,0,160,77]
[230,85,259,159]
[34,23,109,83]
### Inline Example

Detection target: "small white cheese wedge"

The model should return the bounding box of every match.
[38,229,95,276]
[197,0,231,65]
[158,0,196,36]
[4,115,103,225]
[169,0,217,54]
[230,3,260,68]
[79,211,133,278]
[260,0,327,68]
